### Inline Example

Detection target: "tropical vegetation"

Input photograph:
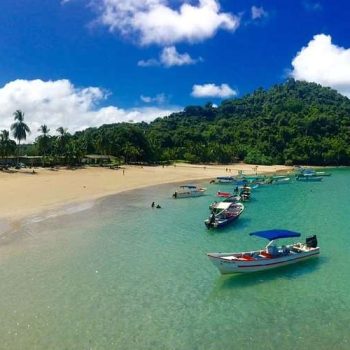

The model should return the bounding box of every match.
[1,80,350,168]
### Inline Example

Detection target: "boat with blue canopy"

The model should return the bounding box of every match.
[249,229,301,240]
[207,229,320,274]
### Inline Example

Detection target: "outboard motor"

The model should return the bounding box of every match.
[306,235,318,248]
[209,213,216,224]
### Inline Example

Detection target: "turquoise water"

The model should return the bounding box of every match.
[0,169,349,349]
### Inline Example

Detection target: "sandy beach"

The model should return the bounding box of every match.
[0,163,292,224]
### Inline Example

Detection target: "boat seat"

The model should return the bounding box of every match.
[260,251,273,259]
[222,256,236,260]
[279,246,290,255]
[242,254,255,261]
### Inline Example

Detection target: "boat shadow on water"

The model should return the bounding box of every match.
[212,255,327,291]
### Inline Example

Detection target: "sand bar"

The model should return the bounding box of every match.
[0,163,292,223]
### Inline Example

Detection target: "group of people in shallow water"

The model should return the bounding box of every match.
[151,202,161,209]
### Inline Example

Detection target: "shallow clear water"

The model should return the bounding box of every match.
[0,169,349,349]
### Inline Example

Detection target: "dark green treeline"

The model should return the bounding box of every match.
[18,79,350,166]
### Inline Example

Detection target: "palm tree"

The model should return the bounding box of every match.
[0,130,16,168]
[55,127,69,165]
[95,130,110,155]
[37,124,50,166]
[10,110,30,166]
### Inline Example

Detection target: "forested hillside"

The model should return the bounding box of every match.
[146,79,350,165]
[24,79,350,166]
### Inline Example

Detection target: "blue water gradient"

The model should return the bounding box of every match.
[0,169,349,349]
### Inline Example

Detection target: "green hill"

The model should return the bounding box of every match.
[26,79,350,166]
[146,79,350,165]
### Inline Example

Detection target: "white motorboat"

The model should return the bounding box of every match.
[172,184,206,198]
[209,195,241,210]
[205,202,244,229]
[207,230,320,274]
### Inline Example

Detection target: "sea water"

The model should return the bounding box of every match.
[0,169,349,349]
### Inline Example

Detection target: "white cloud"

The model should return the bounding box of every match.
[137,58,160,67]
[290,34,350,97]
[96,0,239,46]
[138,46,201,67]
[160,46,198,67]
[251,6,268,20]
[140,93,166,104]
[0,79,179,142]
[191,83,237,98]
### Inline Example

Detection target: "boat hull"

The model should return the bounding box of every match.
[215,177,234,183]
[296,176,323,182]
[273,178,291,184]
[217,191,237,198]
[205,215,241,228]
[207,249,320,274]
[205,203,244,229]
[173,191,205,198]
[315,172,331,176]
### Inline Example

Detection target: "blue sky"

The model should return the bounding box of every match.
[1,0,350,139]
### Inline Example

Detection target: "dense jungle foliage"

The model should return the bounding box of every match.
[4,79,350,166]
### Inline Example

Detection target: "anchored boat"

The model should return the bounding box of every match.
[296,175,323,182]
[172,185,206,198]
[217,191,240,198]
[205,202,244,229]
[207,229,320,274]
[215,176,235,183]
[209,195,241,210]
[296,168,331,178]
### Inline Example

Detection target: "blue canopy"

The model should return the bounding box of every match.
[249,229,301,240]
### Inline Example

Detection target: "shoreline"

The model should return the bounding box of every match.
[0,163,293,233]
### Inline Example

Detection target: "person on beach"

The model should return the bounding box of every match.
[151,202,155,208]
[156,204,161,209]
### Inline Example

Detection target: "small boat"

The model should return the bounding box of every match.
[172,185,206,198]
[244,175,266,181]
[215,176,235,183]
[239,185,252,201]
[205,202,244,229]
[273,177,291,184]
[296,168,331,177]
[207,230,320,274]
[315,171,331,177]
[217,191,232,198]
[217,191,239,198]
[296,175,323,182]
[209,195,241,210]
